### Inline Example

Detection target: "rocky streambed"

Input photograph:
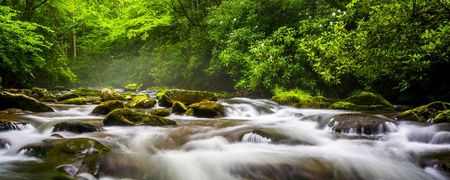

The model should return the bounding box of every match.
[0,88,449,179]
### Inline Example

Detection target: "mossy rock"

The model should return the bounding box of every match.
[293,96,334,109]
[74,87,100,96]
[187,101,225,118]
[128,95,156,108]
[150,108,171,117]
[86,97,102,104]
[20,138,110,176]
[59,97,87,105]
[103,109,176,126]
[433,110,450,123]
[330,92,394,111]
[57,93,80,101]
[0,92,53,112]
[124,83,142,92]
[100,88,120,101]
[53,122,101,134]
[398,101,450,123]
[171,101,188,114]
[328,113,397,135]
[92,100,125,115]
[157,89,218,107]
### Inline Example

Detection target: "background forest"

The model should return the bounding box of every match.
[1,0,449,104]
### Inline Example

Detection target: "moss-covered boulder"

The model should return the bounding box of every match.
[100,88,120,101]
[53,122,101,134]
[92,100,125,115]
[157,89,218,107]
[74,87,100,96]
[128,95,155,108]
[398,101,450,123]
[171,101,188,114]
[124,83,142,92]
[86,97,102,104]
[20,138,110,176]
[57,93,80,101]
[150,108,171,117]
[330,91,394,111]
[59,97,87,105]
[103,109,176,126]
[327,113,397,135]
[271,89,334,108]
[186,101,225,118]
[0,92,53,112]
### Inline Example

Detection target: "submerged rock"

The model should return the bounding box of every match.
[150,108,171,117]
[398,101,450,123]
[157,89,218,107]
[59,97,87,105]
[171,101,188,114]
[327,113,397,135]
[0,91,53,112]
[103,109,176,126]
[20,138,110,176]
[92,100,125,115]
[186,101,225,118]
[128,95,155,108]
[53,122,101,134]
[100,88,120,101]
[330,91,394,111]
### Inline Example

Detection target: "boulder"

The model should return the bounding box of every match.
[327,113,397,135]
[59,97,87,105]
[330,91,394,111]
[186,101,225,118]
[150,108,171,117]
[53,122,101,134]
[103,109,176,126]
[157,89,218,107]
[128,95,155,108]
[92,100,125,115]
[20,138,110,176]
[100,88,120,101]
[398,101,450,123]
[124,83,142,92]
[74,87,100,96]
[0,92,53,112]
[171,101,188,114]
[57,93,80,101]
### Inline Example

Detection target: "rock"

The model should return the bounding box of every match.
[20,138,110,176]
[0,138,10,148]
[86,97,102,104]
[59,97,87,105]
[150,108,171,117]
[124,83,142,92]
[171,101,188,114]
[273,95,334,109]
[128,95,155,108]
[92,100,125,115]
[0,108,23,114]
[103,109,176,126]
[398,101,450,123]
[53,122,101,134]
[100,88,120,101]
[327,113,397,135]
[330,91,394,111]
[433,110,450,123]
[186,101,225,118]
[0,120,31,131]
[74,87,100,96]
[157,89,218,107]
[0,92,53,112]
[57,93,80,101]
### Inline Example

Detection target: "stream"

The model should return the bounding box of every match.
[0,94,449,179]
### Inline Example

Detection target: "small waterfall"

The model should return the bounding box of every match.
[0,122,33,131]
[242,132,272,143]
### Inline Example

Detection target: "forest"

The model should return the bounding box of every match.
[1,0,450,104]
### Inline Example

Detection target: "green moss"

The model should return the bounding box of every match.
[330,92,394,111]
[0,92,53,112]
[104,109,176,126]
[100,88,120,101]
[432,110,450,123]
[86,97,102,104]
[271,89,333,108]
[92,100,124,115]
[187,101,225,118]
[124,83,142,92]
[172,101,188,114]
[150,108,171,117]
[57,93,80,101]
[399,101,450,122]
[59,97,87,105]
[128,95,156,108]
[157,89,218,107]
[74,87,100,96]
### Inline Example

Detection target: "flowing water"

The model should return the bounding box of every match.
[0,96,449,180]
